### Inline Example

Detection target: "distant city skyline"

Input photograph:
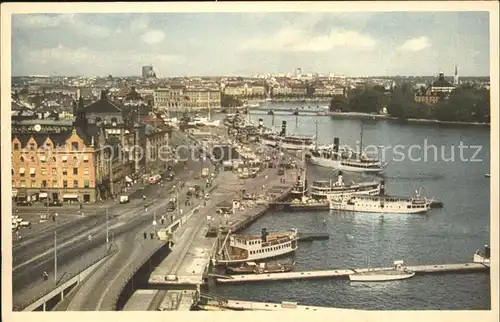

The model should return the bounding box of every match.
[12,12,490,77]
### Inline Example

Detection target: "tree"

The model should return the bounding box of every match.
[221,94,242,107]
[329,95,350,112]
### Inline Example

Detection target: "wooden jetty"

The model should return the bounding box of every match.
[215,262,489,284]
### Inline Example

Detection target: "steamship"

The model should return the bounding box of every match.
[329,191,433,214]
[215,228,299,266]
[259,121,316,151]
[309,126,387,173]
[310,172,382,200]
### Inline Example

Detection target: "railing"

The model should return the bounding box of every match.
[16,244,118,311]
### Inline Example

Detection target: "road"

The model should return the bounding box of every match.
[12,129,210,309]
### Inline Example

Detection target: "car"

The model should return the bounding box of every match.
[44,200,63,207]
[119,195,130,204]
[16,201,33,206]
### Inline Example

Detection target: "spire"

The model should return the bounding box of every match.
[453,65,459,86]
[72,100,77,116]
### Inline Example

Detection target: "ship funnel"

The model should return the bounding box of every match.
[280,121,287,136]
[337,172,343,185]
[380,180,385,195]
[333,138,340,160]
[261,228,269,242]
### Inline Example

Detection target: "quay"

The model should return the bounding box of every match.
[215,262,490,284]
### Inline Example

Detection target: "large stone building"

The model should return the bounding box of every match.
[154,85,221,112]
[12,118,100,203]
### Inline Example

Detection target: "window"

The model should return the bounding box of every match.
[72,142,79,151]
[52,168,57,175]
[41,168,47,176]
[30,143,35,151]
[73,180,78,187]
[73,156,78,163]
[52,180,58,188]
[31,180,36,187]
[84,180,89,188]
[63,180,68,188]
[84,168,89,175]
[20,180,26,187]
[52,157,57,162]
[62,168,68,176]
[14,143,19,150]
[30,156,36,163]
[42,180,47,188]
[20,156,24,162]
[73,168,78,175]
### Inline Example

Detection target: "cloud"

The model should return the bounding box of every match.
[397,36,431,52]
[21,44,183,75]
[130,16,149,33]
[14,14,113,38]
[141,30,166,45]
[14,14,75,28]
[239,28,377,52]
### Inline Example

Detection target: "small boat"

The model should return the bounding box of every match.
[310,172,382,200]
[473,245,490,264]
[226,261,295,275]
[349,260,415,282]
[485,173,491,178]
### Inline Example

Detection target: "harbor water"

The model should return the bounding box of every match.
[211,102,491,310]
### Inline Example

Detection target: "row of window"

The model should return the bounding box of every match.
[249,242,291,255]
[13,142,81,151]
[16,179,90,188]
[17,155,90,163]
[13,167,91,176]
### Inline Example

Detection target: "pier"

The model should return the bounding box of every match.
[215,262,490,284]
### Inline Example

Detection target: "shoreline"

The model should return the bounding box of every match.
[327,112,490,126]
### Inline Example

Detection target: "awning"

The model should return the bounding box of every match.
[62,194,79,199]
[19,168,25,174]
[83,155,89,161]
[39,192,48,198]
[40,155,46,162]
[125,176,133,183]
[30,168,36,174]
[62,156,68,161]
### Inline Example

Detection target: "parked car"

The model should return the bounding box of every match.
[16,201,33,206]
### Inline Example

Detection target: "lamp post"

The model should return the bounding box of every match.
[54,229,57,283]
[106,207,109,250]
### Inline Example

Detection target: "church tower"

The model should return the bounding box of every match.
[453,65,459,86]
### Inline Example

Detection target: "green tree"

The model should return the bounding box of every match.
[329,95,350,112]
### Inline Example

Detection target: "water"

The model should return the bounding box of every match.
[211,102,491,310]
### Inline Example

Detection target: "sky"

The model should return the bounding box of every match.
[11,11,490,77]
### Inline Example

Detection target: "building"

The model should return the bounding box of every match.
[154,85,221,112]
[414,72,456,104]
[184,88,221,110]
[11,118,100,203]
[453,65,460,86]
[142,65,156,79]
[245,82,266,97]
[289,83,307,96]
[154,85,186,112]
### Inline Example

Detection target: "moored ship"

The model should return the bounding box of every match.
[226,261,295,275]
[215,228,299,266]
[473,245,490,264]
[349,260,415,282]
[310,172,382,200]
[329,192,433,214]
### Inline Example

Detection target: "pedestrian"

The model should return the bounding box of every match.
[150,232,154,239]
[88,234,92,242]
[143,232,147,239]
[42,271,49,281]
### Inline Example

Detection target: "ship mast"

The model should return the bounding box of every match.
[315,120,319,150]
[359,123,364,157]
